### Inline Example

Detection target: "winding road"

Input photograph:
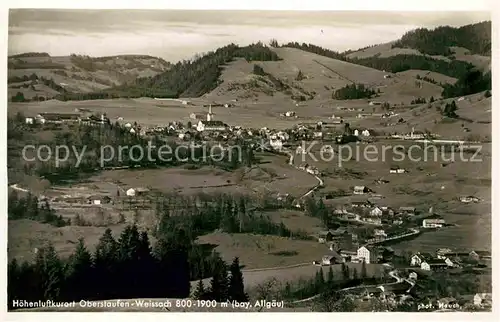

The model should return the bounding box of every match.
[291,268,413,305]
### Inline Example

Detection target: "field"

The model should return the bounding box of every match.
[8,219,126,262]
[196,232,327,269]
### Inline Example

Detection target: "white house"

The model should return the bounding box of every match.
[361,130,370,137]
[410,254,425,266]
[269,139,283,150]
[189,113,205,120]
[354,129,359,136]
[420,259,448,271]
[129,128,136,134]
[474,293,492,306]
[126,188,136,197]
[422,218,445,228]
[408,272,418,280]
[370,207,383,217]
[126,187,150,197]
[124,123,132,128]
[25,117,34,124]
[459,196,480,203]
[389,167,406,174]
[357,246,378,264]
[285,111,296,117]
[353,186,369,195]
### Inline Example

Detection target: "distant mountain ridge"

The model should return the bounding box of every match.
[8,21,491,102]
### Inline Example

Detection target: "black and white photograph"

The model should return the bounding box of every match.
[3,2,495,315]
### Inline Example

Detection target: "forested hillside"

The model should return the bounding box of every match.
[392,21,491,56]
[56,42,281,101]
[281,21,492,99]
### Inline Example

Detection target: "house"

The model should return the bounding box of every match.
[374,229,387,237]
[196,120,228,132]
[126,187,150,197]
[422,218,445,228]
[269,139,283,150]
[357,246,378,264]
[370,207,383,217]
[317,231,334,243]
[189,113,205,120]
[25,117,34,124]
[380,207,395,216]
[35,113,80,124]
[364,217,382,225]
[351,201,373,208]
[389,167,406,174]
[436,248,453,259]
[410,253,433,266]
[285,111,296,117]
[313,131,323,138]
[459,196,480,203]
[361,130,370,137]
[322,252,344,265]
[398,207,416,216]
[87,195,111,205]
[408,272,418,281]
[473,293,492,306]
[353,186,370,195]
[339,248,358,261]
[467,250,480,261]
[420,259,448,271]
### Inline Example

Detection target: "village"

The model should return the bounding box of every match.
[14,99,491,312]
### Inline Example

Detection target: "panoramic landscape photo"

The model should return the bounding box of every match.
[6,9,492,312]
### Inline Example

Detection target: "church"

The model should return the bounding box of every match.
[196,104,228,132]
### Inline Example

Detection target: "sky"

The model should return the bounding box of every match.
[8,10,491,62]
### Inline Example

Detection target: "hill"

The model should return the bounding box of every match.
[7,53,171,100]
[7,21,491,103]
[203,46,444,104]
[346,21,491,72]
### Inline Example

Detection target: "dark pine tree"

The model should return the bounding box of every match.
[94,228,119,299]
[192,279,207,300]
[209,254,229,302]
[35,244,65,301]
[361,260,368,280]
[228,257,248,302]
[327,265,334,283]
[65,238,93,301]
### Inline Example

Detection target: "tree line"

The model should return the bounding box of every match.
[8,191,67,227]
[332,83,376,100]
[391,21,491,56]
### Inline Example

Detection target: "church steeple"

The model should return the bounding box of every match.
[207,104,214,121]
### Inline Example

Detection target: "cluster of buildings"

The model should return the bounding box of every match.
[25,112,110,126]
[410,248,490,272]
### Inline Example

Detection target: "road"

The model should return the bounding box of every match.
[282,147,324,200]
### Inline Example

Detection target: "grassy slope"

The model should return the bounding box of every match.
[205,47,443,105]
